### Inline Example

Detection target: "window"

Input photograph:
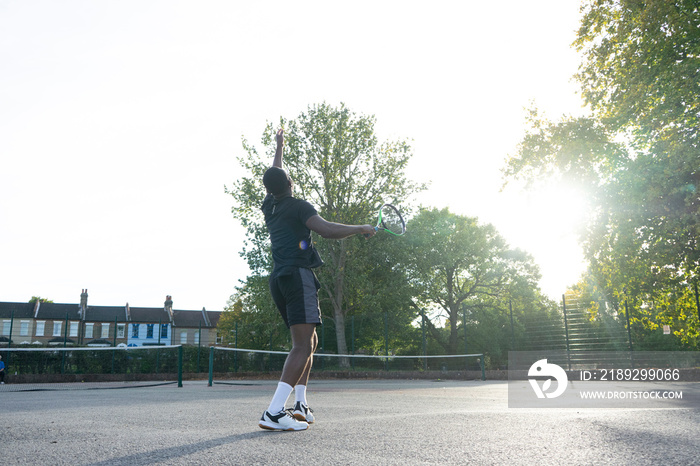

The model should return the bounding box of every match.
[161,324,168,339]
[180,331,187,344]
[131,324,140,338]
[69,321,79,337]
[53,321,62,337]
[194,332,199,345]
[1,320,10,336]
[117,324,125,338]
[85,323,94,339]
[20,320,29,336]
[146,324,154,339]
[35,321,45,336]
[101,323,110,339]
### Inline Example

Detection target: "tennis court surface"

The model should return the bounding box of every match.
[2,379,699,465]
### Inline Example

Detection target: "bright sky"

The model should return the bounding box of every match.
[1,0,588,311]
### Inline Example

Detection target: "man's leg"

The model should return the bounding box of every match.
[281,323,317,386]
[259,324,316,431]
[265,324,316,414]
[292,329,317,422]
[296,327,318,387]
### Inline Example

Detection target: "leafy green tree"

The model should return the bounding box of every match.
[572,0,699,294]
[226,103,425,356]
[575,0,700,146]
[29,297,53,304]
[219,276,289,351]
[400,207,543,355]
[503,0,700,348]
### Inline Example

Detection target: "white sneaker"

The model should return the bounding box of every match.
[292,401,314,424]
[259,410,309,431]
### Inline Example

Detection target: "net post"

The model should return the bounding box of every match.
[384,312,389,371]
[351,316,355,370]
[177,345,183,387]
[156,318,162,374]
[111,316,117,374]
[8,309,14,350]
[197,321,202,373]
[7,310,14,368]
[61,313,68,374]
[113,316,117,347]
[234,322,238,373]
[208,346,214,387]
[480,354,485,381]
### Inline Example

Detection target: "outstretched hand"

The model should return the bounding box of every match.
[272,128,284,168]
[361,225,377,238]
[276,128,284,148]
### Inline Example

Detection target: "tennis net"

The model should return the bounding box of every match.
[207,347,485,385]
[0,345,184,391]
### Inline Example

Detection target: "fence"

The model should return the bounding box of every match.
[2,292,690,381]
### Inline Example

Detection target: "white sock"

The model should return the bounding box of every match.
[295,384,307,405]
[267,382,294,414]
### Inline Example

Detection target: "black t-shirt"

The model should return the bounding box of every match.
[262,193,324,273]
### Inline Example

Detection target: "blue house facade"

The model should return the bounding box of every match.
[126,306,172,347]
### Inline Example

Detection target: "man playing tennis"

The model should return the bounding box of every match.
[258,128,376,431]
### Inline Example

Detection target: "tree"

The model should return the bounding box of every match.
[227,103,425,357]
[503,0,700,349]
[575,0,700,146]
[218,276,289,350]
[400,207,542,354]
[29,297,53,304]
[574,0,700,296]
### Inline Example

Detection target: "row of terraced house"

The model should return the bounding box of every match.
[0,290,222,348]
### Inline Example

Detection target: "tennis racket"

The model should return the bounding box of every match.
[368,204,406,236]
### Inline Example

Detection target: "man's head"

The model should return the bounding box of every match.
[263,167,293,197]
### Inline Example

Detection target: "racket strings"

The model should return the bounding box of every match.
[380,205,405,235]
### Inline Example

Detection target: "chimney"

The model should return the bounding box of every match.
[78,289,89,320]
[165,295,174,322]
[80,289,88,311]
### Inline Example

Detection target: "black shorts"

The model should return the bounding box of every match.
[269,267,322,328]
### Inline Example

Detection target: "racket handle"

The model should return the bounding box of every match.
[363,226,378,238]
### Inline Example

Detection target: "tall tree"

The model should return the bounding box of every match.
[227,103,425,356]
[503,0,700,347]
[401,207,542,354]
[219,276,289,350]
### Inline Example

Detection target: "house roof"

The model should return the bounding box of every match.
[207,311,222,327]
[171,309,205,327]
[129,306,170,323]
[171,309,221,328]
[0,299,221,329]
[0,302,35,319]
[35,302,81,320]
[85,306,128,323]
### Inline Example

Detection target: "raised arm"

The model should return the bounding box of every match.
[273,128,284,168]
[306,215,376,239]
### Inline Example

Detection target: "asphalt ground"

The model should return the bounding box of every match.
[1,379,699,465]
